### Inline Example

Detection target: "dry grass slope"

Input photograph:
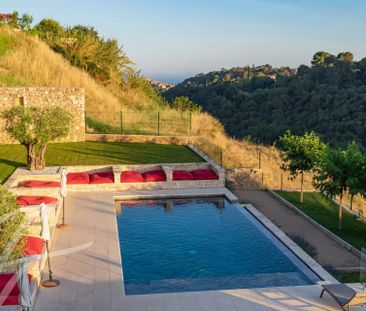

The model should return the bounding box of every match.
[0,29,316,192]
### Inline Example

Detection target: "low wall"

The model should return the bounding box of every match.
[0,87,85,144]
[267,189,361,258]
[86,133,193,145]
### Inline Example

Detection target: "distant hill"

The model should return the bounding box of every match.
[164,52,366,148]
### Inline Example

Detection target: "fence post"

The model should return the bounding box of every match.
[157,111,160,136]
[189,112,192,136]
[258,150,262,169]
[261,173,264,189]
[280,172,283,191]
[120,111,123,135]
[220,148,223,167]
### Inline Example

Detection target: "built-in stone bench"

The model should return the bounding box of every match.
[7,163,225,195]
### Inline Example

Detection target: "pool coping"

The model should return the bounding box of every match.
[244,203,338,284]
[112,187,238,204]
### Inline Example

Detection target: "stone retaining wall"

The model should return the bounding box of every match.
[86,133,193,145]
[0,87,85,144]
[267,189,361,258]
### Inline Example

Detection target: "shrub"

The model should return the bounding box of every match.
[0,186,26,267]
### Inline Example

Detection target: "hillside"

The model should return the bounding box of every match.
[0,27,315,191]
[165,52,366,149]
[0,29,161,124]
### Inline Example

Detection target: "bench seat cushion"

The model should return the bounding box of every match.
[23,180,60,188]
[23,236,45,256]
[173,170,194,181]
[67,172,90,184]
[121,171,144,183]
[0,274,32,297]
[0,295,19,306]
[89,172,114,184]
[17,195,58,206]
[191,169,219,180]
[142,170,166,182]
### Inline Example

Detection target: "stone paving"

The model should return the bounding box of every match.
[33,191,345,311]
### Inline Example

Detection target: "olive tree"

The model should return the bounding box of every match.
[3,106,73,171]
[279,130,325,203]
[0,185,26,265]
[313,144,357,230]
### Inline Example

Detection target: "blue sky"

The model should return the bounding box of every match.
[2,0,366,83]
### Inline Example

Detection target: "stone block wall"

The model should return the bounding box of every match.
[0,87,85,144]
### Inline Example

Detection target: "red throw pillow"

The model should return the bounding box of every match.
[0,274,19,296]
[0,295,19,306]
[67,172,90,184]
[0,274,32,298]
[23,236,45,256]
[173,170,194,181]
[16,195,58,206]
[121,171,144,183]
[142,170,166,182]
[23,180,60,188]
[191,169,219,180]
[89,172,114,184]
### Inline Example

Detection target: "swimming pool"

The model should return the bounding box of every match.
[116,197,319,295]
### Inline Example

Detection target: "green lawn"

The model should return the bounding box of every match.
[0,141,204,184]
[276,191,366,251]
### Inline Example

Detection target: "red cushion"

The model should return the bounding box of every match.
[121,171,144,183]
[23,180,60,188]
[0,274,19,296]
[67,172,90,185]
[16,195,58,206]
[0,295,19,306]
[191,169,219,180]
[0,274,32,298]
[89,172,114,184]
[142,170,166,182]
[173,170,194,181]
[23,236,45,256]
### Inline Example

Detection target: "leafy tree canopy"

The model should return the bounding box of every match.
[2,106,73,170]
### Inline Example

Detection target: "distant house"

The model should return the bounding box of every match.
[0,13,13,24]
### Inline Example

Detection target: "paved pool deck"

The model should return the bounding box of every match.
[33,190,346,311]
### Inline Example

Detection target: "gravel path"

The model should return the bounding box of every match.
[235,189,360,270]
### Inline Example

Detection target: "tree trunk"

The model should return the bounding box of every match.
[300,171,304,203]
[350,194,354,211]
[338,191,343,230]
[35,144,47,170]
[26,144,37,171]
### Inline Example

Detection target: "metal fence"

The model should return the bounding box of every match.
[86,111,194,137]
[192,137,223,166]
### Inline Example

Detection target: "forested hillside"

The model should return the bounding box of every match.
[165,52,366,148]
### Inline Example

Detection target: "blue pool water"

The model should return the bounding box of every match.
[116,198,319,295]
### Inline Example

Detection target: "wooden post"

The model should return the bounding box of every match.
[220,148,224,167]
[120,111,123,134]
[157,111,160,136]
[189,112,192,136]
[280,173,283,190]
[258,151,262,169]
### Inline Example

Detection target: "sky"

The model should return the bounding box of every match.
[2,0,366,83]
